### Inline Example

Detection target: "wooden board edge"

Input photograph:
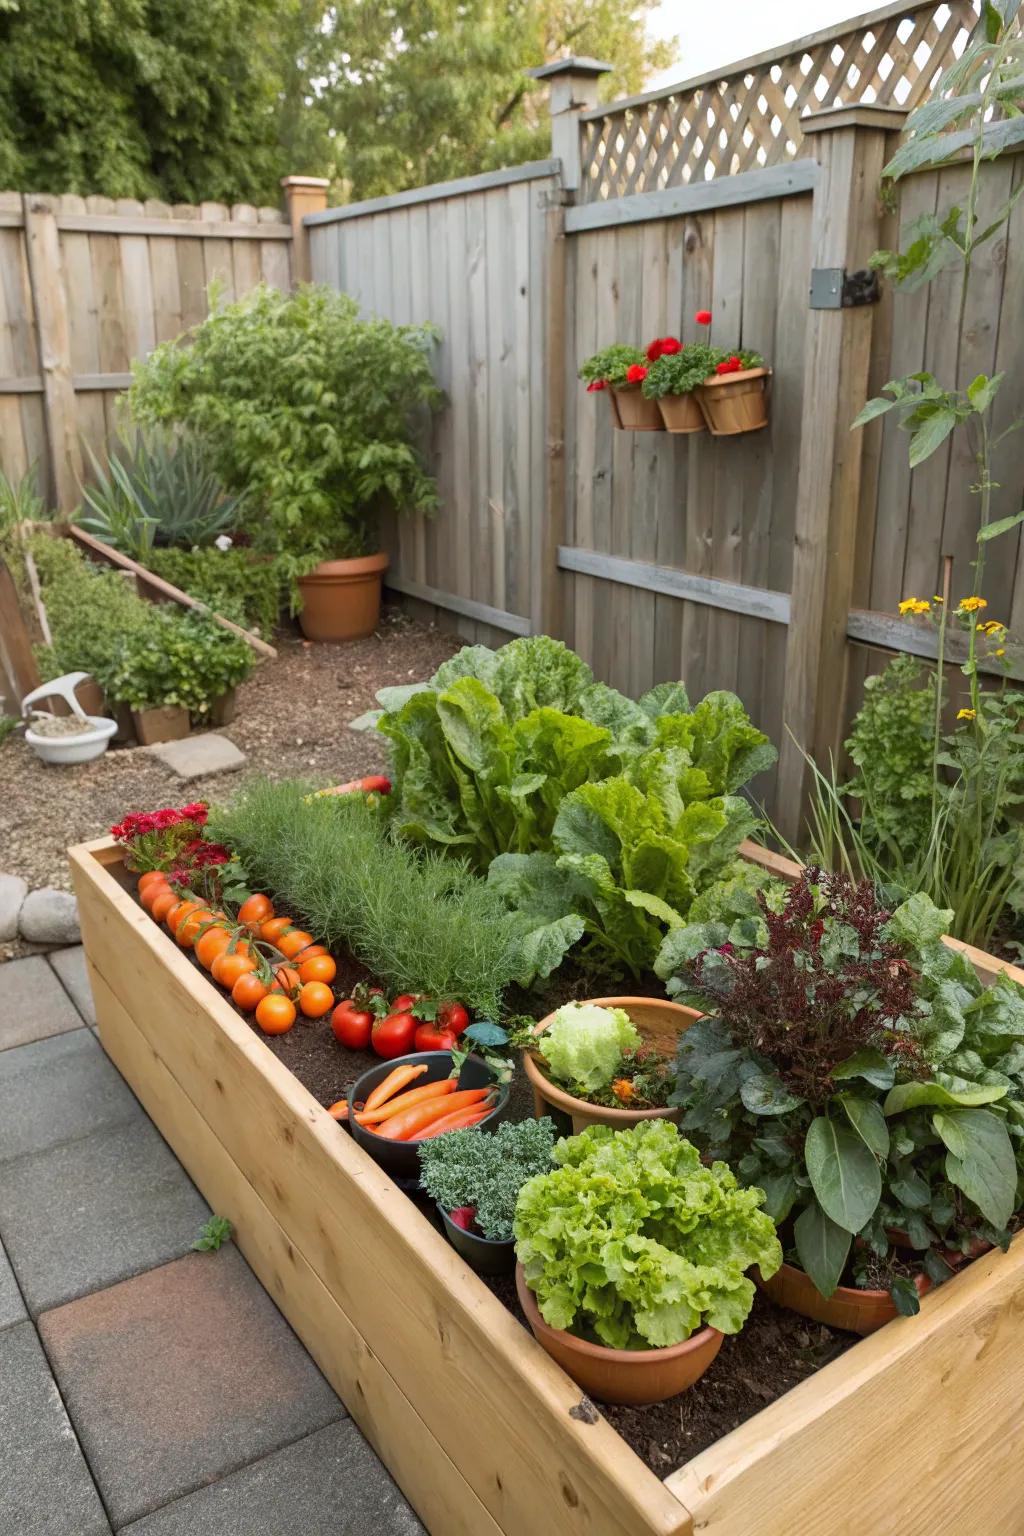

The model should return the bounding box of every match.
[88,966,502,1536]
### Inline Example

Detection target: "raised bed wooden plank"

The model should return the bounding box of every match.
[87,964,502,1536]
[70,838,692,1536]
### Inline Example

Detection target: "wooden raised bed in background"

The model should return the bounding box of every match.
[70,836,1024,1536]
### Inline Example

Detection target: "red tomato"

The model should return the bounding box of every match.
[438,1001,470,1036]
[391,992,420,1013]
[331,999,373,1051]
[372,1010,418,1059]
[414,1023,460,1052]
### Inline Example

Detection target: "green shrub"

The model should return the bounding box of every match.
[843,655,937,861]
[146,547,283,638]
[127,284,442,589]
[208,783,531,1018]
[577,344,644,387]
[77,432,244,560]
[29,535,151,689]
[104,607,254,715]
[417,1119,556,1240]
[641,344,720,398]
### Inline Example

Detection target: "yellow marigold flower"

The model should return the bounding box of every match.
[982,620,1006,634]
[958,596,987,613]
[996,648,1006,657]
[611,1078,636,1103]
[957,708,976,721]
[898,598,931,616]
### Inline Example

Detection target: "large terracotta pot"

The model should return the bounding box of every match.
[297,552,389,641]
[523,995,698,1133]
[755,1261,931,1337]
[697,368,771,435]
[611,387,664,432]
[516,1264,722,1405]
[657,393,706,433]
[131,705,190,746]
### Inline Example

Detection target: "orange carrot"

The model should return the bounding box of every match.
[358,1078,456,1124]
[374,1087,494,1141]
[364,1063,427,1113]
[413,1106,494,1140]
[327,1099,349,1120]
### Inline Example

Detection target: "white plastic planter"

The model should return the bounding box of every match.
[21,672,117,766]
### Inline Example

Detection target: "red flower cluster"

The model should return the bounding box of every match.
[646,336,682,361]
[110,802,208,842]
[586,378,607,392]
[625,363,648,384]
[715,355,743,375]
[168,842,230,886]
[694,309,712,326]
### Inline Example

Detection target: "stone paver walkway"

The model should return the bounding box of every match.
[0,949,425,1536]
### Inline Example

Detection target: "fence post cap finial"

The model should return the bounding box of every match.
[527,57,613,80]
[279,175,331,188]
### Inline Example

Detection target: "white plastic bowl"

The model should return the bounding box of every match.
[24,715,118,765]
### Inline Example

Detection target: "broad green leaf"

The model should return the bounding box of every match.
[804,1117,882,1234]
[513,914,585,984]
[758,1172,798,1224]
[793,1200,851,1298]
[839,1095,890,1159]
[967,372,1003,413]
[939,1108,1017,1227]
[890,1275,922,1317]
[883,892,953,950]
[884,1079,1008,1115]
[908,406,959,468]
[463,1020,509,1048]
[889,1168,931,1210]
[978,510,1024,543]
[832,1048,895,1091]
[739,1071,804,1116]
[932,1110,968,1159]
[851,394,898,430]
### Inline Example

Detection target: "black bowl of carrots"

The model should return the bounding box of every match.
[345,1050,511,1179]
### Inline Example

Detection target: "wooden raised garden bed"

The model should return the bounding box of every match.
[70,835,1024,1536]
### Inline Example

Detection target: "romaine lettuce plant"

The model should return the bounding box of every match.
[514,1120,782,1348]
[656,869,1024,1313]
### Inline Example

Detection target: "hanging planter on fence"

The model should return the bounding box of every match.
[655,393,706,433]
[698,365,771,436]
[611,385,663,432]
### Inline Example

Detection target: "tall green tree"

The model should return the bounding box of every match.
[0,0,300,204]
[310,1,677,200]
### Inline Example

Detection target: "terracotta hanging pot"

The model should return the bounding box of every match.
[697,368,771,435]
[657,393,706,433]
[755,1260,931,1336]
[611,386,664,431]
[516,1264,722,1405]
[297,552,389,642]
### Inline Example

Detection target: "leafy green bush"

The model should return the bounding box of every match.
[842,656,937,861]
[418,1118,556,1240]
[128,285,442,587]
[641,344,720,398]
[29,535,151,689]
[514,1120,782,1348]
[145,547,283,638]
[657,868,1024,1311]
[104,606,254,715]
[577,344,645,387]
[78,433,244,560]
[208,783,536,1018]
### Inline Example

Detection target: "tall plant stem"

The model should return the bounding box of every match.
[931,555,953,829]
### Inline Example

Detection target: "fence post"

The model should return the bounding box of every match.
[775,105,907,845]
[528,57,611,638]
[280,175,330,285]
[22,194,83,512]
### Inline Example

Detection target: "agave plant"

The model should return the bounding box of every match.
[78,433,245,560]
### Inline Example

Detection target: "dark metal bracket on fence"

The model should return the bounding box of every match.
[808,266,880,309]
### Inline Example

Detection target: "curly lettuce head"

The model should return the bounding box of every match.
[539,1002,641,1093]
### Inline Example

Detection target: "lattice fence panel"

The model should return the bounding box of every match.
[579,1,980,201]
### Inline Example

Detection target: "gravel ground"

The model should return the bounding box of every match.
[0,608,459,952]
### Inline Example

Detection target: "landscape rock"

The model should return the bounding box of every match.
[147,732,247,781]
[0,873,27,941]
[18,888,80,946]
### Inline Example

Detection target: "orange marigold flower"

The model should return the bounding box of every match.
[611,1078,636,1103]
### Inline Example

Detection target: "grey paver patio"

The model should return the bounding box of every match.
[148,731,247,779]
[0,1028,140,1163]
[39,1245,344,1529]
[120,1421,425,1535]
[48,944,97,1026]
[0,1238,26,1331]
[0,953,84,1051]
[0,1117,210,1314]
[0,1321,111,1536]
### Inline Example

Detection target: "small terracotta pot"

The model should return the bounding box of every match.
[697,367,771,435]
[755,1261,931,1337]
[523,995,698,1133]
[516,1264,722,1405]
[605,389,623,429]
[131,705,190,746]
[657,393,706,433]
[297,552,389,642]
[611,387,664,432]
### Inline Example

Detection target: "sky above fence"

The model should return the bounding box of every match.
[649,0,877,83]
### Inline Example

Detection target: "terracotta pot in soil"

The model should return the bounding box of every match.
[697,367,771,435]
[657,393,706,433]
[611,386,663,432]
[209,687,237,728]
[523,996,698,1133]
[131,704,191,746]
[886,1227,993,1270]
[755,1261,931,1337]
[297,552,389,642]
[515,1263,722,1405]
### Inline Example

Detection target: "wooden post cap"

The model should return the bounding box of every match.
[800,104,909,134]
[279,175,331,189]
[527,57,613,81]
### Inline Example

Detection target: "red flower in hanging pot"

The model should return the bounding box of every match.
[586,378,607,392]
[625,363,648,384]
[715,355,742,375]
[646,338,665,360]
[659,336,682,355]
[695,309,712,325]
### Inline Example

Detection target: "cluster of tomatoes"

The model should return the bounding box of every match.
[331,989,470,1059]
[136,873,337,1036]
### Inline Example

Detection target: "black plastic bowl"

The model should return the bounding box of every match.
[347,1050,511,1180]
[438,1206,516,1276]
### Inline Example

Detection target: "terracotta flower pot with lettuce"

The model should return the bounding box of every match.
[127,285,442,642]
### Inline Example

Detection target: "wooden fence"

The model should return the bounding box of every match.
[0,192,295,508]
[307,0,1023,832]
